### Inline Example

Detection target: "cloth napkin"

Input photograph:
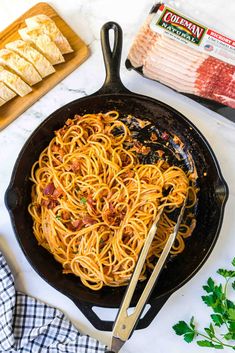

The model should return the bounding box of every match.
[0,251,107,353]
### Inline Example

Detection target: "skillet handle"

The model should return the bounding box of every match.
[98,22,130,95]
[72,292,171,332]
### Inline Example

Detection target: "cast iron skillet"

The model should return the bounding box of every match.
[5,22,228,331]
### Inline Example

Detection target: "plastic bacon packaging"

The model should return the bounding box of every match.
[126,3,235,122]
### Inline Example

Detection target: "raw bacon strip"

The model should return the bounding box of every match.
[127,16,235,109]
[128,14,159,68]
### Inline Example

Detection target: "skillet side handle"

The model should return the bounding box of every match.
[135,292,171,330]
[98,22,130,95]
[72,298,114,331]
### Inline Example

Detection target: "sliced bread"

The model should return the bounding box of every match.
[6,40,55,78]
[0,49,42,86]
[25,14,73,54]
[19,27,65,65]
[0,65,32,97]
[0,81,16,102]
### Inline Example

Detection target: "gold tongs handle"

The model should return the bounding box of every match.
[112,196,188,343]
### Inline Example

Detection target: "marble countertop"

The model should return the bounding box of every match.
[0,1,235,352]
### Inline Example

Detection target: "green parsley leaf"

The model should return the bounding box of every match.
[228,308,235,321]
[232,258,235,267]
[173,258,235,350]
[197,340,223,349]
[217,269,235,278]
[80,197,87,205]
[172,320,196,343]
[226,299,235,310]
[211,314,224,327]
[184,332,196,343]
[202,294,216,308]
[203,277,215,293]
[204,327,213,338]
[190,316,195,330]
[224,332,234,340]
[56,215,61,221]
[173,321,192,336]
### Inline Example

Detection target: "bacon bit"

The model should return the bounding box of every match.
[52,187,63,199]
[122,170,134,179]
[150,132,158,142]
[87,194,95,207]
[136,118,151,128]
[70,159,81,173]
[58,127,67,136]
[65,118,74,126]
[82,216,96,226]
[41,199,58,210]
[74,114,82,121]
[161,131,169,141]
[61,210,71,220]
[52,144,60,152]
[141,146,151,155]
[132,140,143,153]
[109,202,115,213]
[71,219,83,230]
[156,149,165,158]
[43,183,55,196]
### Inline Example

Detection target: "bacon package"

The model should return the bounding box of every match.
[126,3,235,122]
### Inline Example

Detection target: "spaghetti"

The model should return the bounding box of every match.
[28,111,197,290]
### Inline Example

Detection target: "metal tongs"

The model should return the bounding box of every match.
[106,195,188,353]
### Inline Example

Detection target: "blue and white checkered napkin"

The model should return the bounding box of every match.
[0,251,106,353]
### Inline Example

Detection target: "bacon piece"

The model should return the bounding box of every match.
[141,146,151,155]
[43,183,55,195]
[61,210,70,220]
[52,187,63,199]
[70,159,81,173]
[161,131,169,141]
[41,199,58,209]
[71,219,83,230]
[82,216,96,226]
[150,132,158,141]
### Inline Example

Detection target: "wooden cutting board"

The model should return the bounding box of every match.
[0,2,89,130]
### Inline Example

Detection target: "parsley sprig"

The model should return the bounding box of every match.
[173,258,235,350]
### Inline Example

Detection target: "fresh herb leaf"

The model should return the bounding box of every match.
[184,332,196,343]
[173,321,192,336]
[228,308,235,321]
[211,314,224,327]
[204,327,214,338]
[202,294,216,308]
[173,258,235,350]
[197,340,223,349]
[56,215,61,221]
[80,197,87,205]
[217,269,235,278]
[226,299,235,310]
[203,277,215,293]
[172,320,195,343]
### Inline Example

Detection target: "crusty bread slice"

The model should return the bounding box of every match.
[0,49,42,86]
[0,81,16,102]
[25,14,73,54]
[0,65,32,97]
[19,27,65,65]
[6,40,55,78]
[0,97,5,107]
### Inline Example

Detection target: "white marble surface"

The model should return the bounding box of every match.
[0,1,235,352]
